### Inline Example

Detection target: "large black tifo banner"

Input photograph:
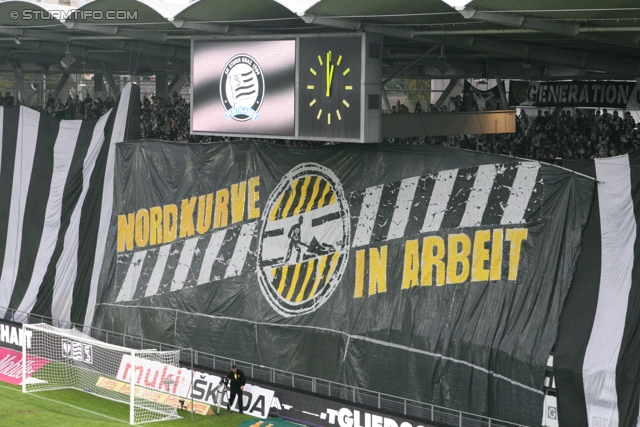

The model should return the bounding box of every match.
[93,141,594,425]
[555,154,640,427]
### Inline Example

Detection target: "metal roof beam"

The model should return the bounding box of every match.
[362,23,414,39]
[0,42,155,74]
[460,9,579,36]
[167,20,263,37]
[383,45,438,84]
[64,22,168,42]
[171,20,229,34]
[8,40,190,68]
[390,53,507,60]
[118,28,168,43]
[79,41,190,62]
[0,28,70,44]
[468,36,636,75]
[414,29,537,36]
[64,22,118,35]
[461,9,640,48]
[70,38,188,55]
[22,30,69,44]
[386,31,640,77]
[300,15,361,31]
[0,52,139,74]
[298,12,640,76]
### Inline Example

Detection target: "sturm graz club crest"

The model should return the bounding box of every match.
[257,163,351,317]
[220,54,265,121]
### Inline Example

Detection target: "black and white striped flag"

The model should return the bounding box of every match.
[0,83,139,329]
[556,154,640,427]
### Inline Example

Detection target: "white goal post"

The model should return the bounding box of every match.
[22,323,182,425]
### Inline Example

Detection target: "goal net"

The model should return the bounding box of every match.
[22,323,182,425]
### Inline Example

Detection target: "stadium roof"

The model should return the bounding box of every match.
[0,0,638,80]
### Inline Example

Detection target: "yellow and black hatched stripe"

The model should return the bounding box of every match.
[270,252,343,303]
[269,175,337,222]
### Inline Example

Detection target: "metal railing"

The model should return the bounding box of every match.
[3,307,528,427]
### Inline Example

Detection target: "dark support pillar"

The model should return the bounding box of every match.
[94,72,105,100]
[14,72,24,103]
[168,74,187,96]
[435,79,459,108]
[104,72,119,97]
[495,77,509,109]
[53,72,73,101]
[382,88,391,112]
[9,59,23,103]
[155,73,168,99]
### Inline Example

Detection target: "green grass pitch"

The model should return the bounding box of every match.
[0,382,255,426]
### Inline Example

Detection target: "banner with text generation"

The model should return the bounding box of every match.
[93,141,594,426]
[509,80,638,108]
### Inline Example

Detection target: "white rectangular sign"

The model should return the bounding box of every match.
[190,370,274,418]
[116,354,192,396]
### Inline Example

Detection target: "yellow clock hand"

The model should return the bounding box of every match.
[326,51,330,97]
[328,64,335,97]
[326,51,335,98]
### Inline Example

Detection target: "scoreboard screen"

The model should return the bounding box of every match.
[192,39,296,136]
[191,33,382,143]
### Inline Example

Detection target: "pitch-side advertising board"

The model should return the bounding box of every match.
[0,320,49,387]
[267,383,439,427]
[0,318,31,351]
[116,355,274,418]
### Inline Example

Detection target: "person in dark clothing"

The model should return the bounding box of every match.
[226,365,246,413]
[4,92,14,106]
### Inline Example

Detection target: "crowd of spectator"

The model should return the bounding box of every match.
[381,98,640,161]
[140,92,198,142]
[387,100,452,114]
[21,90,640,160]
[137,94,640,159]
[140,91,330,145]
[387,108,640,162]
[0,90,117,119]
[38,93,117,120]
